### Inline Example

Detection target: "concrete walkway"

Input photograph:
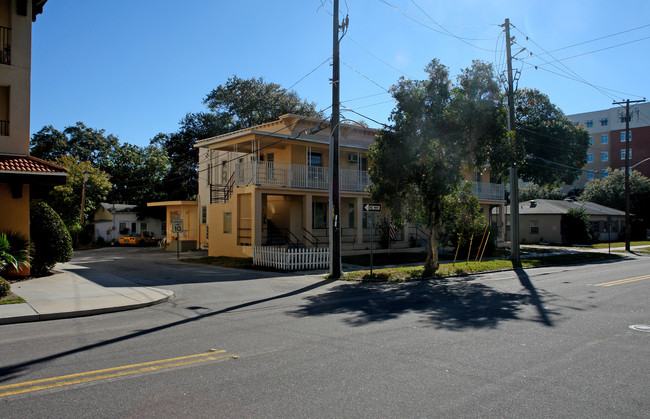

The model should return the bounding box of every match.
[0,270,173,325]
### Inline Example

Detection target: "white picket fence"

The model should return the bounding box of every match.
[253,246,330,271]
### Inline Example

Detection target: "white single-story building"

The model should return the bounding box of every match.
[93,203,165,244]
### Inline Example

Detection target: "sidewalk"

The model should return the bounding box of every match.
[0,270,173,325]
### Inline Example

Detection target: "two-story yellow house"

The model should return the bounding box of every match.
[194,114,506,260]
[0,0,66,245]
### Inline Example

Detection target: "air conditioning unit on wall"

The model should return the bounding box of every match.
[348,153,358,163]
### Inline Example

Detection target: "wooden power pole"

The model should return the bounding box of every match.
[330,0,342,278]
[503,18,519,262]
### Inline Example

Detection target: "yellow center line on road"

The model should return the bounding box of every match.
[0,350,235,398]
[594,274,650,287]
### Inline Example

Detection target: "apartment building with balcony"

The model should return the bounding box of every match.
[0,0,66,240]
[193,114,506,258]
[566,102,650,191]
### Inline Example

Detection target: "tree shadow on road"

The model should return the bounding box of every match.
[291,276,559,330]
[0,277,335,384]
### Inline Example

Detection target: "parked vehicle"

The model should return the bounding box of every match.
[118,233,157,246]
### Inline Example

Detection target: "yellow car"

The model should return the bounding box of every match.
[118,233,156,246]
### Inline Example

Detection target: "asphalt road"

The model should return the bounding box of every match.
[1,247,648,418]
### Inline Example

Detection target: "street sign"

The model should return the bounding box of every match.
[363,203,381,212]
[172,220,183,233]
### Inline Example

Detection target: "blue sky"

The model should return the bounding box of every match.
[31,0,650,147]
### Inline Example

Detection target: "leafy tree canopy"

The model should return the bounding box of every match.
[581,169,650,231]
[369,59,505,275]
[105,142,170,206]
[31,122,119,169]
[48,156,112,228]
[519,182,565,201]
[510,88,590,185]
[203,75,321,130]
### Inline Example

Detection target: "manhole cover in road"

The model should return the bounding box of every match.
[629,324,650,332]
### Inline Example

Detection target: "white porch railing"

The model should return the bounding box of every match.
[235,161,369,192]
[469,181,505,201]
[253,246,330,271]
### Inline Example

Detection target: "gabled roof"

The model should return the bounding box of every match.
[517,199,625,216]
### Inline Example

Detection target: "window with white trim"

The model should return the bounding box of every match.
[601,151,608,162]
[587,153,594,163]
[601,134,608,144]
[587,170,594,180]
[620,131,632,142]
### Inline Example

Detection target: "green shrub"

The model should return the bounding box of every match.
[30,201,73,276]
[0,278,10,298]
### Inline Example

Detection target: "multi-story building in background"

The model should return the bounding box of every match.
[566,102,650,192]
[0,1,66,252]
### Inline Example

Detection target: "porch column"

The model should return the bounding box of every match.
[355,196,364,244]
[304,194,313,241]
[252,189,262,246]
[500,203,506,242]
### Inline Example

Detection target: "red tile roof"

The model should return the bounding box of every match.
[0,155,67,174]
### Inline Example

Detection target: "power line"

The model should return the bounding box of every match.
[346,36,412,78]
[535,23,650,57]
[341,59,391,92]
[285,56,332,92]
[378,0,497,51]
[512,25,618,102]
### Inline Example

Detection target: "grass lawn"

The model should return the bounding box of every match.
[342,252,624,282]
[588,241,650,249]
[0,293,26,305]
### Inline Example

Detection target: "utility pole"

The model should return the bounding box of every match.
[79,170,88,224]
[612,98,645,252]
[502,18,519,262]
[329,0,342,278]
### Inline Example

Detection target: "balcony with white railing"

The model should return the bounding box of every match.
[233,161,370,192]
[469,181,505,201]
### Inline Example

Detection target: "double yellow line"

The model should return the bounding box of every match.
[595,274,650,287]
[0,350,236,398]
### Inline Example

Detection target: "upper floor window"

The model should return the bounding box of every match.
[601,152,608,162]
[601,169,608,178]
[601,134,608,144]
[621,148,632,160]
[620,131,632,142]
[0,85,8,136]
[600,118,608,126]
[587,170,594,180]
[588,136,593,145]
[587,153,594,163]
[585,120,593,128]
[0,26,10,66]
[620,115,631,123]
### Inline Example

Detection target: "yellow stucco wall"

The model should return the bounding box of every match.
[0,183,29,236]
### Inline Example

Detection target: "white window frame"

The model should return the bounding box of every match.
[601,134,608,144]
[601,151,608,162]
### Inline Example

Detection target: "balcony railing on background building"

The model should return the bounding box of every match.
[234,161,370,192]
[1,26,10,65]
[208,161,505,203]
[469,181,505,201]
[0,120,8,136]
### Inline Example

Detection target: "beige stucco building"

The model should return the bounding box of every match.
[509,199,625,244]
[0,0,66,249]
[193,114,507,259]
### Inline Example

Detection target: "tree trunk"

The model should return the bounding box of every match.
[423,212,439,277]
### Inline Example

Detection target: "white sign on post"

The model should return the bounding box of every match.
[172,220,183,233]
